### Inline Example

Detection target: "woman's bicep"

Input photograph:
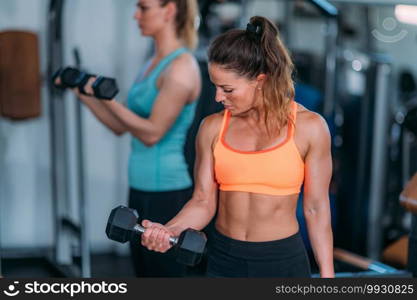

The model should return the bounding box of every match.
[192,116,220,212]
[148,78,192,136]
[148,58,199,139]
[303,115,332,211]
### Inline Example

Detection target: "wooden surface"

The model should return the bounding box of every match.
[0,30,41,119]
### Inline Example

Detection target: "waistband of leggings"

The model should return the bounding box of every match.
[129,186,192,196]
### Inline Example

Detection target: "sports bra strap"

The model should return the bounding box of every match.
[218,110,230,141]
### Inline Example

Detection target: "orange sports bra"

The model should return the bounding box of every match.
[213,101,304,196]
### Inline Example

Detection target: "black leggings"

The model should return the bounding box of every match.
[206,227,311,278]
[128,187,192,277]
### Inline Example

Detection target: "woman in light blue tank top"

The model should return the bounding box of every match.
[69,0,201,277]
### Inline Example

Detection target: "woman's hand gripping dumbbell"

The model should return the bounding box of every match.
[52,66,119,100]
[105,205,207,266]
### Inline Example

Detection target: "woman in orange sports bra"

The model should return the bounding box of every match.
[140,16,334,278]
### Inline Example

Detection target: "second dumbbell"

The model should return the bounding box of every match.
[52,67,119,100]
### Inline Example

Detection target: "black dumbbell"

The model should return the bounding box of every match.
[52,67,119,100]
[52,66,93,91]
[52,67,82,89]
[106,205,207,266]
[92,76,119,100]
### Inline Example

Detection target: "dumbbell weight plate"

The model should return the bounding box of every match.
[92,76,119,100]
[52,67,81,89]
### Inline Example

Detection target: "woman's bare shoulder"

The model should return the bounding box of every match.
[169,51,199,73]
[200,111,225,133]
[296,103,326,125]
[295,103,330,139]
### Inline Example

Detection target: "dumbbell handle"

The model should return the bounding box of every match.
[133,224,179,245]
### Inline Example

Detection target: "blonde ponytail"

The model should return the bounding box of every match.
[161,0,199,50]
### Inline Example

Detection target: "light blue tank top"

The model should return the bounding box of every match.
[127,48,197,191]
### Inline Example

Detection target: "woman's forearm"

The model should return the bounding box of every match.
[79,95,128,135]
[165,196,217,232]
[101,100,160,146]
[305,211,335,277]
